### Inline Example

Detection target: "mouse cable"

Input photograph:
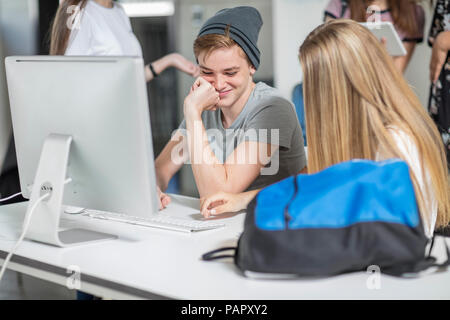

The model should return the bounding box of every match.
[0,192,50,284]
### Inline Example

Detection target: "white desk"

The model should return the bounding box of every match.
[1,195,450,300]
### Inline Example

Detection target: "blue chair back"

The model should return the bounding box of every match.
[291,83,307,146]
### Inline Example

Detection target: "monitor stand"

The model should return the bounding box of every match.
[24,134,117,247]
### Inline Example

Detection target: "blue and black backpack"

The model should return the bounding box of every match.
[203,159,449,277]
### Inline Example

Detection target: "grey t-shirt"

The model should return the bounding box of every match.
[179,82,306,191]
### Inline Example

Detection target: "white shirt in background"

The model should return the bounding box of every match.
[65,0,143,57]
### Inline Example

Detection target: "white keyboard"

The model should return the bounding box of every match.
[78,209,225,233]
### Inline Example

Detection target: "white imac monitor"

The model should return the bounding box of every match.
[5,56,159,247]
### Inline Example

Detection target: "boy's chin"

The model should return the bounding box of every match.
[216,99,233,109]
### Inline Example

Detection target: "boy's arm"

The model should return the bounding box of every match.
[155,130,187,192]
[186,113,277,197]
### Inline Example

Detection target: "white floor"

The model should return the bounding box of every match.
[0,269,76,300]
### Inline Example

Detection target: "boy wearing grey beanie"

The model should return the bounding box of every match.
[155,6,306,209]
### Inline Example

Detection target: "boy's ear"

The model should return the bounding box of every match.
[250,65,256,76]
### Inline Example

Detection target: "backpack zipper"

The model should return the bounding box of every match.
[283,176,299,230]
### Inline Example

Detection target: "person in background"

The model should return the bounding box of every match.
[428,0,450,169]
[201,20,450,240]
[324,0,425,73]
[50,0,199,81]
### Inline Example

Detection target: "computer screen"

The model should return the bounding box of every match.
[5,56,159,245]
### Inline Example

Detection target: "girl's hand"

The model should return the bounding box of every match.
[168,53,200,77]
[146,53,200,82]
[200,190,259,218]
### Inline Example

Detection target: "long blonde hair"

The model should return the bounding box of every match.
[299,19,449,229]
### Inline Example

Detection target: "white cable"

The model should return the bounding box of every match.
[0,192,23,203]
[0,192,50,284]
[1,179,70,203]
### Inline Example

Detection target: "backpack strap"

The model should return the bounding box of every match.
[383,235,450,277]
[201,247,236,261]
[429,235,450,268]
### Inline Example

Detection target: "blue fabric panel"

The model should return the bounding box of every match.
[255,159,419,230]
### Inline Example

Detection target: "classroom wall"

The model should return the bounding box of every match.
[272,0,329,100]
[0,0,39,172]
[273,0,434,108]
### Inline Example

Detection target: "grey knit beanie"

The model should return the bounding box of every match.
[197,6,263,69]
